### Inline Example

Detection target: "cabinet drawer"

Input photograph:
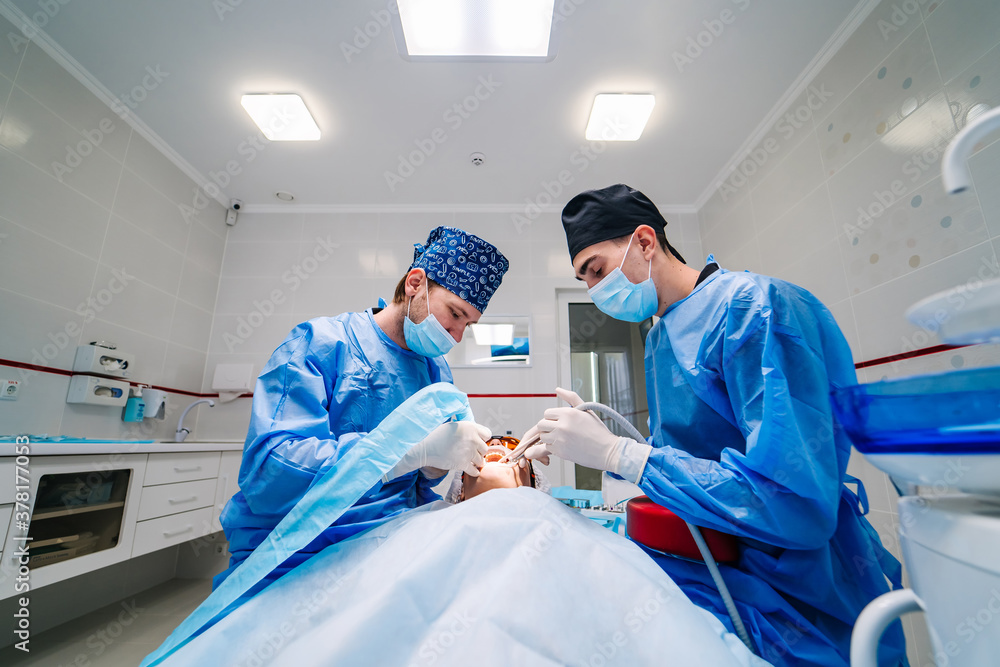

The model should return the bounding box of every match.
[137,479,217,521]
[132,506,214,557]
[144,452,221,486]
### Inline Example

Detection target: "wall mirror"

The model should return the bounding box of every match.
[446,315,531,368]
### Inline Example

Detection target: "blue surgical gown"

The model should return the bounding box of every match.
[215,309,451,591]
[636,268,907,667]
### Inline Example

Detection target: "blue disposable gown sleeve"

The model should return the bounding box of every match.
[239,331,380,519]
[640,290,847,550]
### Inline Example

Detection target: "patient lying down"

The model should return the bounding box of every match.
[444,438,551,503]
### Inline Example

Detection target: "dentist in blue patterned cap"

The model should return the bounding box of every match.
[217,226,509,595]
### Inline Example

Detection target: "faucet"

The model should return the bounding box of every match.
[941,105,1000,194]
[175,399,215,442]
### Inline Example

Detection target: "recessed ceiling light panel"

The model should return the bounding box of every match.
[395,0,556,60]
[241,94,321,141]
[585,94,656,141]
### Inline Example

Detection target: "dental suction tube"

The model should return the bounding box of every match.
[576,402,755,655]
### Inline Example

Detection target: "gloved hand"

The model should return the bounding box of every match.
[524,390,652,483]
[520,387,587,466]
[385,421,491,482]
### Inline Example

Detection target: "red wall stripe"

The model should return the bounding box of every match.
[0,342,977,400]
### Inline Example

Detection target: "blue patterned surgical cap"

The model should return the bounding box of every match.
[409,226,509,313]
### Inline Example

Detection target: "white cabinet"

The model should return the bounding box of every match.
[0,446,242,599]
[131,452,221,558]
[212,451,241,532]
[0,454,147,599]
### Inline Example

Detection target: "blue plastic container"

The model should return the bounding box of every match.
[831,365,1000,455]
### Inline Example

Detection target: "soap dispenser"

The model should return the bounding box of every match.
[122,385,146,422]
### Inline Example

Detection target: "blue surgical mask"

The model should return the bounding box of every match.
[587,233,659,322]
[403,279,458,357]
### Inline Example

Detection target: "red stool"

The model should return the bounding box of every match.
[626,496,740,563]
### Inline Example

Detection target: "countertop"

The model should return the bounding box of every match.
[0,440,244,456]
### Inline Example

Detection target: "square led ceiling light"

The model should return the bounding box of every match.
[241,94,321,141]
[585,94,656,141]
[395,0,556,60]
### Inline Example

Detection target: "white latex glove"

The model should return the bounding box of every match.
[385,421,490,482]
[526,407,652,483]
[520,387,586,466]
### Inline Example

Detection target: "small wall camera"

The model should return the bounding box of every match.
[226,199,243,226]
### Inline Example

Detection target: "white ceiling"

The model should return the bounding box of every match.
[5,0,867,210]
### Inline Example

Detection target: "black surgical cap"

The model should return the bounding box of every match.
[561,184,686,264]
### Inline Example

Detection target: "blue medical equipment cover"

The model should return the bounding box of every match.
[637,267,907,667]
[152,489,773,667]
[409,225,509,313]
[141,382,474,666]
[216,311,452,589]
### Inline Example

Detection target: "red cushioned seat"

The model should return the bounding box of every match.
[626,496,740,563]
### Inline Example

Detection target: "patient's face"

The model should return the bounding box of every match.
[460,441,533,501]
[461,461,533,501]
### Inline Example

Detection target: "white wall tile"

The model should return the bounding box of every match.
[201,352,266,394]
[826,94,957,240]
[970,137,1000,239]
[810,1,927,127]
[0,74,11,123]
[750,131,828,225]
[0,86,122,208]
[0,288,84,371]
[190,394,252,441]
[819,28,944,177]
[942,42,1000,132]
[719,238,764,274]
[102,215,184,295]
[840,176,987,294]
[209,313,297,356]
[169,299,214,352]
[301,212,371,244]
[160,343,207,394]
[215,276,293,316]
[87,264,174,339]
[78,317,168,386]
[123,133,207,211]
[0,146,110,259]
[378,211,451,245]
[16,43,131,161]
[0,16,24,80]
[851,240,998,359]
[0,370,67,436]
[112,168,191,253]
[826,298,863,362]
[924,0,1000,83]
[229,211,304,243]
[178,258,221,313]
[185,217,227,273]
[0,216,97,310]
[699,183,754,234]
[757,184,838,272]
[772,239,851,307]
[221,241,301,278]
